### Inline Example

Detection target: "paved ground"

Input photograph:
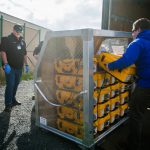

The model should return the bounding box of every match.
[0,80,129,150]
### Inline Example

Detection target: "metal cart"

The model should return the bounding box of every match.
[34,29,131,149]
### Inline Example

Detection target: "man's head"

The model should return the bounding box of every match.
[13,24,23,38]
[132,18,150,39]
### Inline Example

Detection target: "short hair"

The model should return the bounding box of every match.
[132,18,150,31]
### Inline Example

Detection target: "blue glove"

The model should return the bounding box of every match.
[25,65,29,73]
[4,64,11,74]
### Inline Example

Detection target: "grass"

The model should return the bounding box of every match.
[0,69,33,86]
[0,68,5,85]
[21,72,33,81]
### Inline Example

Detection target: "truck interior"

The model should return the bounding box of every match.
[102,0,150,31]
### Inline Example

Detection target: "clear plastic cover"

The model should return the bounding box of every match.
[35,36,84,138]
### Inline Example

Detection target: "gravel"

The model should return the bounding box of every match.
[0,80,128,150]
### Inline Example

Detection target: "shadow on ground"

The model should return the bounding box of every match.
[16,105,129,150]
[16,106,80,150]
[0,111,16,150]
[0,106,129,150]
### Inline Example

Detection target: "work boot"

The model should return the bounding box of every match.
[4,105,12,112]
[12,101,21,106]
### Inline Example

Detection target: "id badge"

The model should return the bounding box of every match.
[17,45,21,50]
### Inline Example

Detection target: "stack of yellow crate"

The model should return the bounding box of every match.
[93,71,111,132]
[93,57,111,132]
[93,52,135,132]
[54,53,134,137]
[55,58,97,138]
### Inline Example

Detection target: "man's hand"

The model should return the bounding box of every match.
[25,64,29,73]
[4,64,11,74]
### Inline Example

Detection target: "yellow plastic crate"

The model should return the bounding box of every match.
[93,72,111,88]
[56,90,83,109]
[54,58,83,75]
[57,118,97,138]
[110,83,120,97]
[120,91,129,105]
[109,96,120,111]
[57,105,98,124]
[120,83,128,92]
[110,76,117,85]
[120,103,128,117]
[94,114,110,132]
[57,106,83,124]
[57,118,83,139]
[97,101,110,117]
[98,52,136,82]
[93,87,110,103]
[55,74,83,92]
[110,108,120,123]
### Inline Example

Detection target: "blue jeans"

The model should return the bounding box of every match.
[5,68,22,106]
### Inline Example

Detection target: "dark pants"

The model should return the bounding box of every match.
[128,86,150,150]
[5,68,22,106]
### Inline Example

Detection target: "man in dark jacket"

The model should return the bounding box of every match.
[33,41,43,57]
[0,24,29,112]
[108,18,150,150]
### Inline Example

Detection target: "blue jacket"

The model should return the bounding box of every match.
[108,30,150,88]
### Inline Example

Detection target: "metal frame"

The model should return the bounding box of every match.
[23,23,26,40]
[82,29,95,147]
[34,29,131,149]
[101,0,110,30]
[0,15,3,40]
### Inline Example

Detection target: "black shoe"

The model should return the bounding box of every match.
[12,101,21,106]
[4,105,12,112]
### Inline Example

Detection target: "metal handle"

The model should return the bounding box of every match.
[35,83,61,107]
[35,82,87,107]
[75,90,88,100]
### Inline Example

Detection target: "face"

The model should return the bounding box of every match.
[13,30,21,39]
[132,28,141,39]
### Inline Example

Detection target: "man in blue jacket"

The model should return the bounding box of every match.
[108,18,150,150]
